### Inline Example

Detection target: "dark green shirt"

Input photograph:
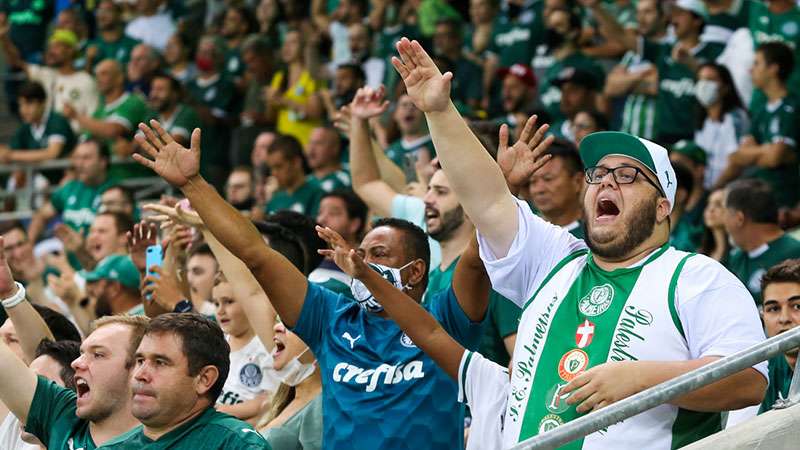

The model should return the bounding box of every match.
[747,95,800,207]
[51,177,116,235]
[266,179,325,218]
[87,34,140,67]
[309,170,350,193]
[758,355,794,414]
[487,11,544,67]
[727,234,800,304]
[749,2,800,94]
[25,376,98,450]
[101,407,271,449]
[187,74,238,169]
[159,104,201,143]
[1,0,52,58]
[11,110,75,156]
[537,52,605,124]
[385,137,436,182]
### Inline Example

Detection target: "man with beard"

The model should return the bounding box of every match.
[86,0,141,68]
[0,237,146,449]
[393,37,768,448]
[143,73,200,148]
[346,23,384,89]
[331,63,365,110]
[28,139,117,242]
[306,126,351,193]
[493,63,538,132]
[224,167,256,213]
[84,254,144,317]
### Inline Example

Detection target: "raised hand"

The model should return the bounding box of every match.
[54,223,83,253]
[496,116,554,189]
[127,221,159,273]
[141,266,183,311]
[391,37,453,113]
[0,237,18,298]
[142,202,205,229]
[316,226,369,278]
[134,120,201,187]
[46,272,81,306]
[350,86,390,120]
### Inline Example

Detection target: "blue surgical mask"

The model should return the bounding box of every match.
[349,261,414,313]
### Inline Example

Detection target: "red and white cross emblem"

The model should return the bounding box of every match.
[576,320,595,348]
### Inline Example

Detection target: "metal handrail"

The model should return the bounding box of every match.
[510,326,800,450]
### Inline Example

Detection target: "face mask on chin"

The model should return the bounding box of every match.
[349,261,415,313]
[279,347,316,387]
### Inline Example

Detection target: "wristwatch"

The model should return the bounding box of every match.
[173,299,193,313]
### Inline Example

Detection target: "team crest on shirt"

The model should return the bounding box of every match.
[400,332,416,348]
[579,284,614,316]
[239,362,263,388]
[538,414,564,434]
[546,383,571,414]
[558,349,588,382]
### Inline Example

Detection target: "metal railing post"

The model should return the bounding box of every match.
[509,326,800,450]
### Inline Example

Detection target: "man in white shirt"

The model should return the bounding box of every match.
[393,37,767,449]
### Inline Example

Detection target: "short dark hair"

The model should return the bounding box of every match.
[761,259,800,293]
[252,220,309,274]
[95,211,134,236]
[268,135,309,173]
[34,339,81,391]
[0,220,27,237]
[757,42,795,83]
[32,304,82,343]
[79,137,111,160]
[320,189,369,238]
[435,17,463,36]
[672,160,694,197]
[336,63,366,83]
[370,217,430,289]
[725,178,778,224]
[187,242,217,263]
[545,138,583,174]
[264,210,326,271]
[19,81,47,103]
[102,184,135,206]
[145,313,229,402]
[151,71,183,98]
[241,34,272,56]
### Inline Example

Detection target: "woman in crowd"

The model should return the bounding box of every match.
[164,31,197,85]
[693,63,749,190]
[265,28,324,147]
[700,188,729,263]
[259,322,322,450]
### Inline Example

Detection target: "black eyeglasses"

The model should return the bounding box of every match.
[584,166,664,196]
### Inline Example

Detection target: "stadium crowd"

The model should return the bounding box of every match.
[0,0,798,448]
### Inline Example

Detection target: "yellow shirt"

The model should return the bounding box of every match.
[270,70,321,147]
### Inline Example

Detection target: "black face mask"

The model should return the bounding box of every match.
[232,197,256,212]
[544,28,566,50]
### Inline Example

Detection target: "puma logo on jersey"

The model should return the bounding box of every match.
[332,361,425,392]
[342,332,361,349]
[67,438,84,450]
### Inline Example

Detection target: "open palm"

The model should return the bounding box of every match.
[316,226,368,278]
[391,38,453,113]
[497,116,555,188]
[350,86,390,119]
[134,120,201,187]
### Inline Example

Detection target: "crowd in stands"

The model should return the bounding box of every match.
[0,0,798,448]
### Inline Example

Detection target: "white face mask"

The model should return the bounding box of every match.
[349,261,414,313]
[695,79,720,107]
[279,347,316,387]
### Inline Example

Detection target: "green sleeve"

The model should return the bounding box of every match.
[49,182,70,213]
[50,114,76,154]
[9,126,25,150]
[775,104,799,147]
[490,291,522,338]
[24,376,79,446]
[108,96,150,132]
[641,39,665,63]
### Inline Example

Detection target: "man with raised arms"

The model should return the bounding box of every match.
[391,37,768,449]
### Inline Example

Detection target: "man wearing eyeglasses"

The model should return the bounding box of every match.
[392,38,768,449]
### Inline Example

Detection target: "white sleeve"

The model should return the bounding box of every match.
[676,255,768,379]
[477,198,587,306]
[458,351,509,407]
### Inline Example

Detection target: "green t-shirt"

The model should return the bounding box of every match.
[642,40,723,142]
[262,395,322,450]
[727,234,800,304]
[91,93,155,180]
[224,47,245,80]
[159,104,201,143]
[538,52,605,124]
[487,10,544,68]
[266,179,324,218]
[310,170,350,193]
[747,95,800,207]
[749,2,800,95]
[25,376,97,450]
[187,75,239,169]
[50,177,116,235]
[758,355,794,414]
[706,0,753,43]
[101,407,271,449]
[87,34,140,67]
[478,291,522,367]
[11,110,75,156]
[385,137,436,182]
[451,57,483,107]
[1,0,52,58]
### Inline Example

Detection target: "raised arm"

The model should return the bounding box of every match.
[4,300,55,364]
[133,121,308,327]
[392,38,551,257]
[0,237,45,423]
[0,23,26,69]
[317,226,463,379]
[580,0,637,51]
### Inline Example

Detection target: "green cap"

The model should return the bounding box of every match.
[672,140,707,165]
[579,131,677,212]
[49,29,78,49]
[83,254,141,290]
[674,0,710,21]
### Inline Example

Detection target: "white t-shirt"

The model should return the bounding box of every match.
[0,414,38,450]
[478,199,768,449]
[124,13,176,52]
[218,337,281,406]
[458,351,507,450]
[694,108,749,190]
[26,65,98,132]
